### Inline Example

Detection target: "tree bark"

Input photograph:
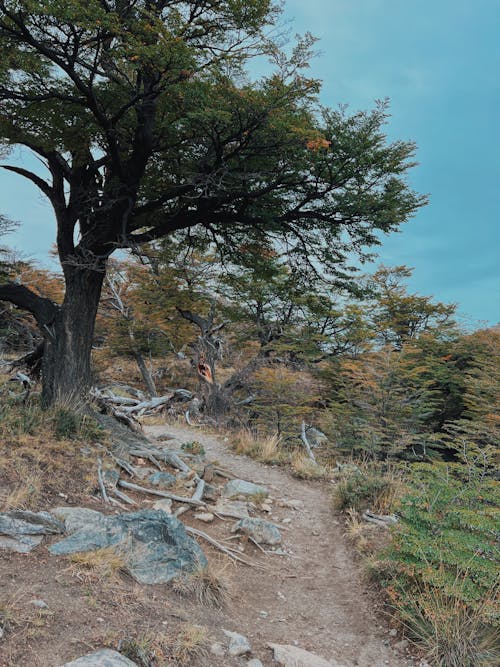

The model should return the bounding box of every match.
[133,350,157,398]
[40,264,105,406]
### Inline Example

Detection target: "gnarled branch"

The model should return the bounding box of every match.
[0,282,59,327]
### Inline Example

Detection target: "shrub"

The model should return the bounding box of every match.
[333,465,403,513]
[291,452,328,480]
[181,440,205,456]
[392,578,499,667]
[384,461,499,665]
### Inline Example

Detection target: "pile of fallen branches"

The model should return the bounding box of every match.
[91,385,193,428]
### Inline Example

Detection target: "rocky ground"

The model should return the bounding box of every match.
[0,421,419,666]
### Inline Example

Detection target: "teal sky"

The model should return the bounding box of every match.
[281,0,499,326]
[1,0,499,325]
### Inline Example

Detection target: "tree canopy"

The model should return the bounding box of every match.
[0,0,426,403]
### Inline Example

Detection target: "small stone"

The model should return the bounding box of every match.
[395,639,409,651]
[389,628,398,637]
[259,610,268,618]
[279,499,304,510]
[203,483,218,501]
[232,518,282,546]
[282,517,292,524]
[194,512,214,523]
[0,626,4,640]
[30,599,48,609]
[147,471,177,488]
[223,629,251,657]
[210,642,225,657]
[152,499,173,514]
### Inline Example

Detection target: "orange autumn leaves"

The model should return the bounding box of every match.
[306,137,331,151]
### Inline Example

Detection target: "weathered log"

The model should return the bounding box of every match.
[117,480,205,507]
[300,421,317,463]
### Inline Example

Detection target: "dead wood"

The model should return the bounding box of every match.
[117,480,205,507]
[185,526,260,567]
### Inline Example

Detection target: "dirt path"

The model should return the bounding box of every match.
[145,422,413,667]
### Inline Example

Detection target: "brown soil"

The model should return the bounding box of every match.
[0,421,416,666]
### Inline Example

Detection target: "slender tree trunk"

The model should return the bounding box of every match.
[133,350,157,397]
[41,265,105,406]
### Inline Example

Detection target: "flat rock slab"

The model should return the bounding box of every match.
[0,510,64,537]
[0,534,44,553]
[269,644,345,667]
[232,518,282,546]
[52,507,107,533]
[222,479,268,499]
[213,499,250,519]
[49,509,207,584]
[61,648,138,666]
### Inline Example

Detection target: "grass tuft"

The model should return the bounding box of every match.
[66,547,126,584]
[291,452,328,480]
[172,561,231,608]
[393,579,500,667]
[232,429,286,464]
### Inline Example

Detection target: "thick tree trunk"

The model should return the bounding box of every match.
[41,265,105,406]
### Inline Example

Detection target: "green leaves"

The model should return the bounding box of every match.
[388,461,499,606]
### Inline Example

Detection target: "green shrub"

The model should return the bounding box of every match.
[333,466,403,513]
[181,441,205,456]
[384,461,499,665]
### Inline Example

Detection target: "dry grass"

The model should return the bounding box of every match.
[291,451,329,480]
[173,623,209,665]
[0,385,105,511]
[66,547,126,584]
[342,508,391,556]
[344,508,370,553]
[231,429,286,464]
[119,624,209,667]
[0,592,54,645]
[0,463,43,510]
[172,560,232,608]
[394,580,500,667]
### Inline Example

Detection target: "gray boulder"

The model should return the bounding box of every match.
[49,509,207,584]
[0,510,64,536]
[52,507,107,533]
[0,534,44,553]
[222,479,268,499]
[232,518,282,546]
[61,648,138,666]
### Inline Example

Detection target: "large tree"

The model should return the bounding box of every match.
[0,0,425,405]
